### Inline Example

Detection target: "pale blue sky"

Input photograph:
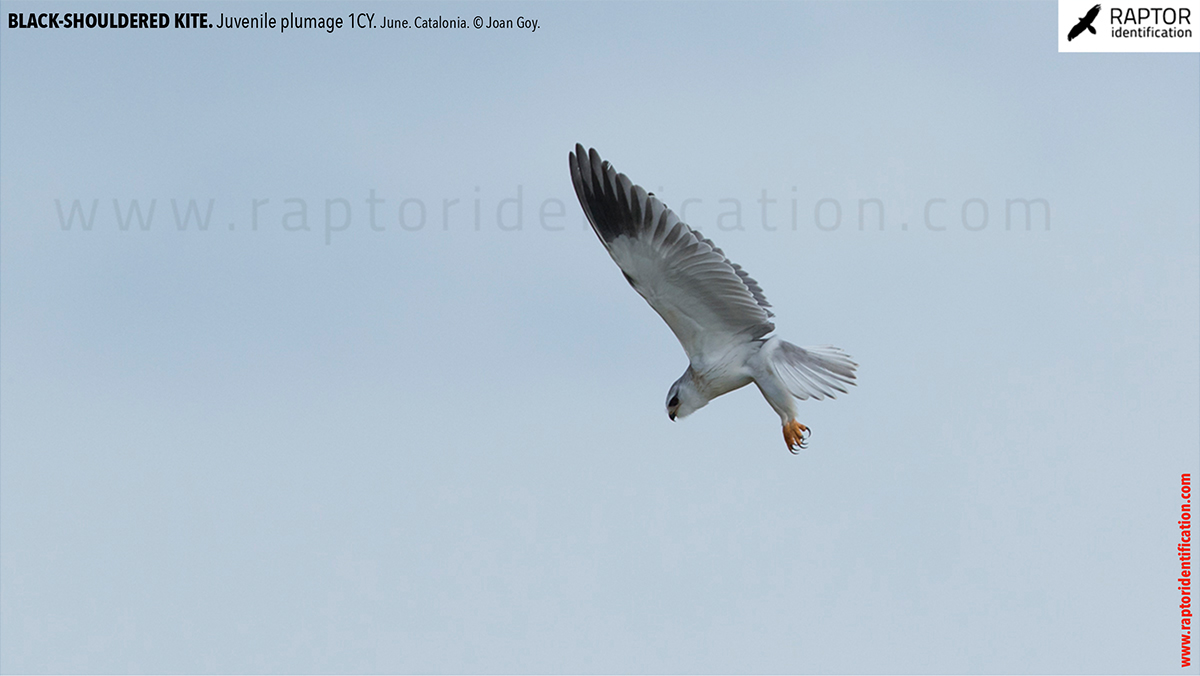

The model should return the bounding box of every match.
[2,1,1198,673]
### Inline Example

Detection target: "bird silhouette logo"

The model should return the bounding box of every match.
[1068,4,1102,40]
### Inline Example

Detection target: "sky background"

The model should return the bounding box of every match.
[1,1,1198,673]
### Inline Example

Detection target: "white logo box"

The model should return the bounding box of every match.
[1059,0,1200,52]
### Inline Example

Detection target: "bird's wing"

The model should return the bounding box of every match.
[1068,21,1085,40]
[765,340,857,400]
[569,144,775,365]
[1086,4,1101,21]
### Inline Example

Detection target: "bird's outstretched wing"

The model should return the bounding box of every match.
[569,144,775,365]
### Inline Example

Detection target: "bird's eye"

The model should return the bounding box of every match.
[669,396,679,408]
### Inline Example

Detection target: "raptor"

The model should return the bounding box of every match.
[569,145,857,453]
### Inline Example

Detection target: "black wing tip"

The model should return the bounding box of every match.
[569,144,636,244]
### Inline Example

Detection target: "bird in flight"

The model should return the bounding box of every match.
[1068,4,1101,40]
[569,145,857,454]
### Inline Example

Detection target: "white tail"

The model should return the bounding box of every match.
[767,340,858,401]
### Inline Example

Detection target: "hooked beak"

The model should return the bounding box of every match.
[668,410,677,421]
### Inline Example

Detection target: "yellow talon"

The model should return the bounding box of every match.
[783,420,810,454]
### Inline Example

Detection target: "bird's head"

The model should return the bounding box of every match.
[666,370,707,421]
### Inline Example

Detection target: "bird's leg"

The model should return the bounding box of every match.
[782,419,810,454]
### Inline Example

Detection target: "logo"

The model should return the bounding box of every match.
[1067,3,1102,39]
[1059,0,1200,51]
